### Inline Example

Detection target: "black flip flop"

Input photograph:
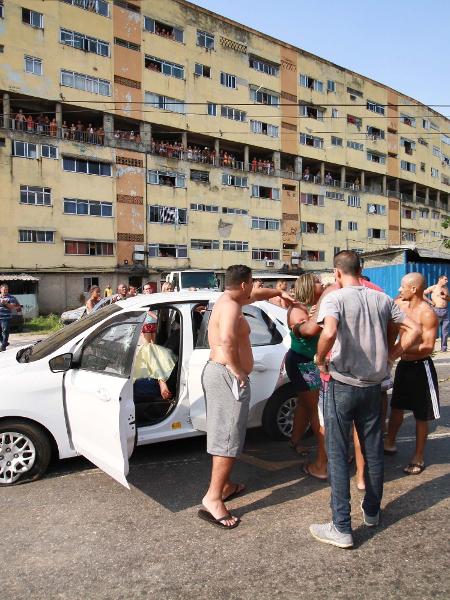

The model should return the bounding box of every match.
[303,463,328,481]
[403,463,425,475]
[197,509,240,529]
[223,483,246,502]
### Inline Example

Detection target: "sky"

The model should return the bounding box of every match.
[194,0,450,118]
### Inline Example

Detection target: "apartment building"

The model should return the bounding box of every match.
[0,0,449,311]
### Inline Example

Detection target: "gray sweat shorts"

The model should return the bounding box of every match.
[201,361,251,457]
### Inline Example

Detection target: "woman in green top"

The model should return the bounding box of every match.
[285,274,327,479]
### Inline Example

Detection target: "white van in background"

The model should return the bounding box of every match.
[165,270,220,292]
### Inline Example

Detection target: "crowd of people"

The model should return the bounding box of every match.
[302,166,360,189]
[197,259,447,547]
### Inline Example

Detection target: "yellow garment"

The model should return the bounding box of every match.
[104,287,113,297]
[133,343,176,382]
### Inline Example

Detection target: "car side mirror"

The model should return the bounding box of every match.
[49,353,73,373]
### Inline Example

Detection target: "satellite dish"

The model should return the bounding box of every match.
[368,204,376,214]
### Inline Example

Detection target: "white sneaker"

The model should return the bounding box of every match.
[309,522,353,548]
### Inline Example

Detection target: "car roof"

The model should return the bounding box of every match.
[116,291,223,311]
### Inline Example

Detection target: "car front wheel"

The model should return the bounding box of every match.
[0,420,52,486]
[262,383,299,440]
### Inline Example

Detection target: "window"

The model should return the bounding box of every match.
[249,56,279,76]
[302,250,325,262]
[327,191,345,200]
[402,208,416,219]
[114,37,139,51]
[423,119,431,130]
[431,211,440,220]
[348,221,358,231]
[442,134,450,146]
[252,248,280,260]
[145,56,184,79]
[60,70,111,96]
[250,86,280,106]
[327,80,336,93]
[367,203,386,215]
[220,72,237,89]
[299,74,323,92]
[367,100,385,115]
[251,185,280,200]
[419,209,429,219]
[367,151,386,164]
[222,174,248,187]
[367,126,385,140]
[191,239,219,250]
[41,144,58,159]
[222,207,248,215]
[144,17,184,42]
[13,141,37,158]
[22,7,43,28]
[197,30,214,49]
[207,102,217,116]
[400,137,416,154]
[148,205,187,224]
[0,0,3,18]
[331,136,343,147]
[190,203,218,213]
[335,220,342,231]
[300,193,325,207]
[83,277,99,293]
[400,114,416,127]
[431,167,439,178]
[432,146,441,158]
[221,105,246,122]
[65,241,114,255]
[347,114,363,128]
[20,185,51,206]
[63,157,112,176]
[347,141,364,151]
[400,160,416,173]
[19,229,54,243]
[60,29,110,56]
[147,170,186,187]
[24,56,42,75]
[113,1,140,12]
[401,231,416,242]
[145,91,185,114]
[299,104,324,120]
[252,217,280,230]
[64,198,113,217]
[190,170,209,183]
[334,247,341,255]
[62,0,109,17]
[368,228,386,239]
[301,222,325,234]
[347,87,363,98]
[148,243,187,258]
[195,63,211,78]
[223,240,249,252]
[299,133,323,149]
[431,231,441,238]
[331,108,339,118]
[347,195,361,208]
[250,120,279,137]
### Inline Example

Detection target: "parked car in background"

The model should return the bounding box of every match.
[0,292,297,486]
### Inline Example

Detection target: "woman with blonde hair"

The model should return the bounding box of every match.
[285,273,327,479]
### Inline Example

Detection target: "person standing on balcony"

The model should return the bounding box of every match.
[15,109,26,131]
[26,114,34,132]
[49,118,57,137]
[424,274,449,352]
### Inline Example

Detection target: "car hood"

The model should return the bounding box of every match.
[0,348,28,376]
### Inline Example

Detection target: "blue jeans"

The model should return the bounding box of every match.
[434,307,449,351]
[0,317,11,350]
[325,379,384,534]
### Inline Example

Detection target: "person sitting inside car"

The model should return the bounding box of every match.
[133,314,177,406]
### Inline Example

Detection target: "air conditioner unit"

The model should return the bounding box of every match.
[265,260,275,267]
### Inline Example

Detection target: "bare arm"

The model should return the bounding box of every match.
[423,286,434,296]
[247,287,295,306]
[388,316,421,362]
[316,316,338,368]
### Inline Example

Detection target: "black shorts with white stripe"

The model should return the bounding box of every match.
[391,357,440,421]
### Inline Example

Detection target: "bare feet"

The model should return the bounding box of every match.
[202,495,238,527]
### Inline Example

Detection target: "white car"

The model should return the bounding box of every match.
[0,292,297,487]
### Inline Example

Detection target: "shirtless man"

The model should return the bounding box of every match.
[85,286,101,313]
[269,279,290,309]
[198,265,294,529]
[424,274,449,352]
[385,273,439,475]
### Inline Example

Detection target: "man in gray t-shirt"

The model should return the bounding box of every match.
[309,251,420,549]
[317,286,405,387]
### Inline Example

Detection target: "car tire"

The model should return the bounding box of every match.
[0,420,52,486]
[262,383,299,440]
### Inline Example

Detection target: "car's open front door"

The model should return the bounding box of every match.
[63,312,145,487]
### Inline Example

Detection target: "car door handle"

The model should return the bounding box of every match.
[96,388,111,402]
[253,363,268,372]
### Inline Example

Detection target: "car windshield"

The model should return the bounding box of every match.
[180,272,219,289]
[18,304,122,363]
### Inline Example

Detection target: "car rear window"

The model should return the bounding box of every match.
[19,304,121,363]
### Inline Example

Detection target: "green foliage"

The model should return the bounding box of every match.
[24,314,63,333]
[442,217,450,249]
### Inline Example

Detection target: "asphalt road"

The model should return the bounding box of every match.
[2,337,450,599]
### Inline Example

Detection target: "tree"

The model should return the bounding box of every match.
[443,217,450,249]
